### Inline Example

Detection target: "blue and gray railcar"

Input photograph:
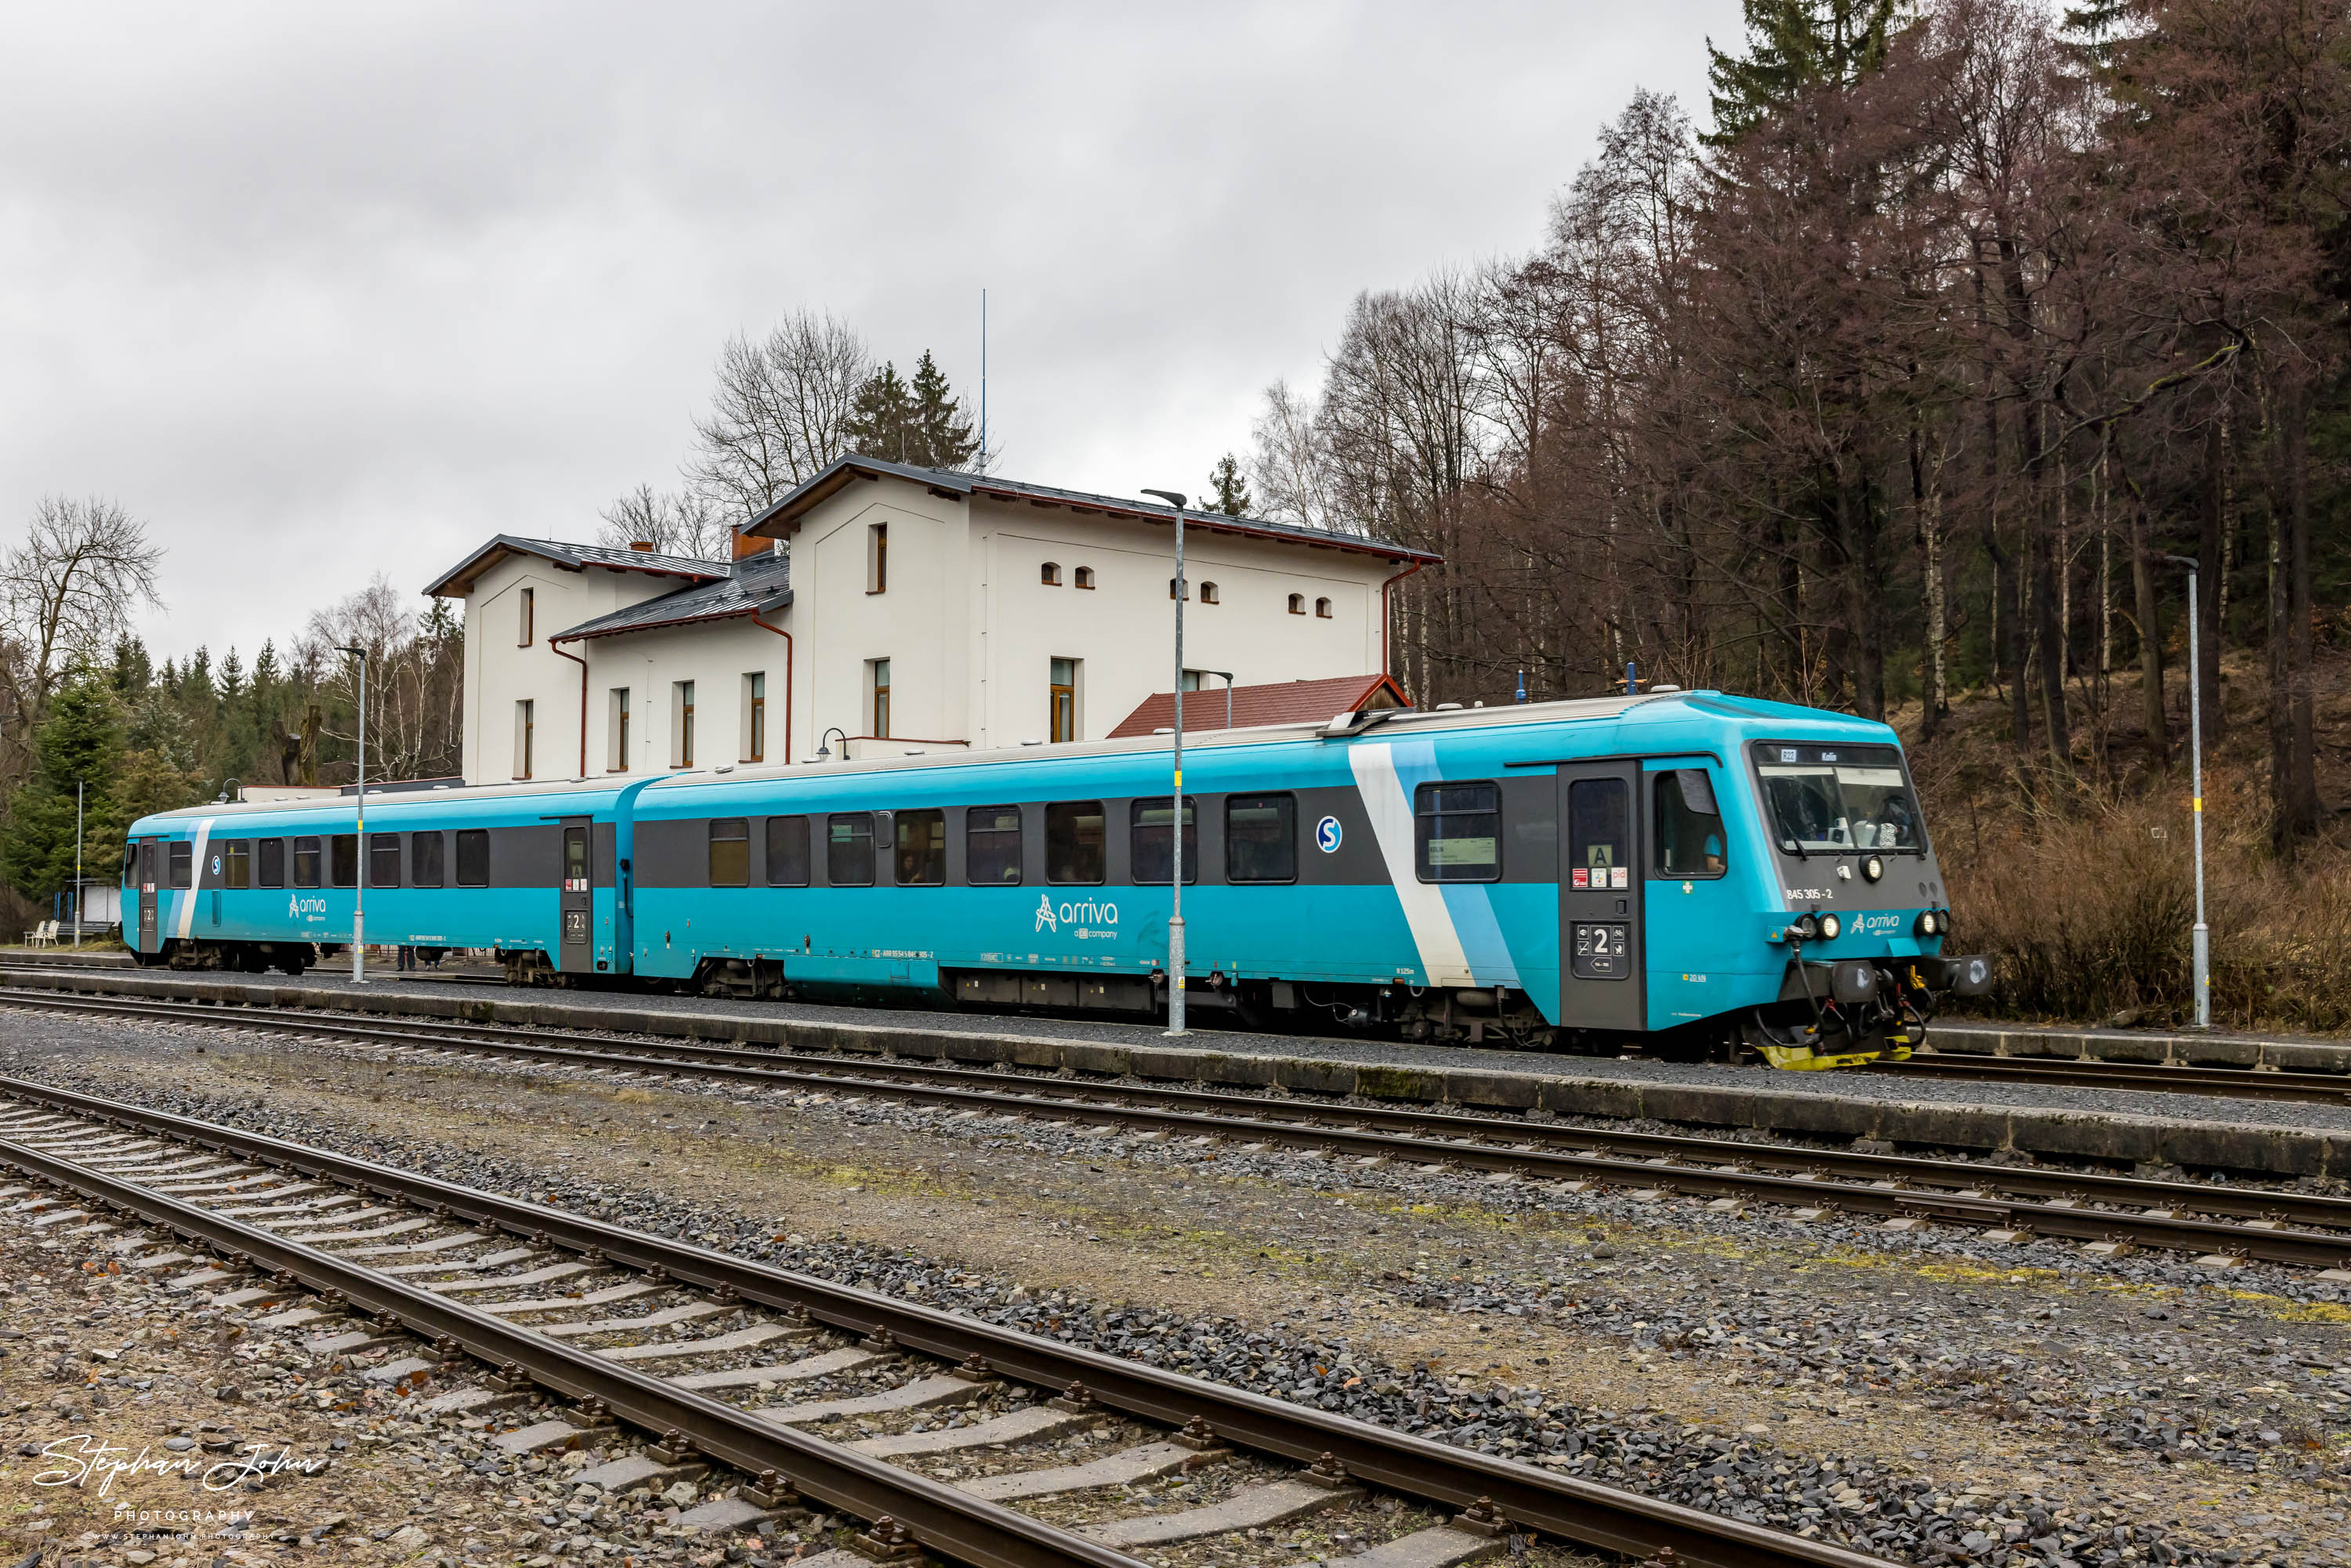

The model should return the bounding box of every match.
[119,692,1991,1068]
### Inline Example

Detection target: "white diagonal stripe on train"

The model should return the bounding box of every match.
[1346,741,1475,987]
[174,817,218,940]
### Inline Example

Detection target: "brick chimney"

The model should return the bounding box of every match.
[731,525,766,561]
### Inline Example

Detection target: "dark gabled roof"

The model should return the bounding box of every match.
[425,535,728,598]
[741,454,1442,566]
[549,549,792,642]
[1107,672,1411,739]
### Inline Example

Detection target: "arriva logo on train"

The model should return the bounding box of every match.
[285,895,328,922]
[1036,894,1118,936]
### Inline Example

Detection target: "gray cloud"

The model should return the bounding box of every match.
[0,0,1737,661]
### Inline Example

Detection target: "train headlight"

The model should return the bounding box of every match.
[1862,854,1884,882]
[1917,911,1939,936]
[1818,913,1842,940]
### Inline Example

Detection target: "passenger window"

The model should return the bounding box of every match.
[455,829,490,888]
[827,813,875,885]
[122,842,136,885]
[330,834,357,888]
[765,817,809,885]
[168,842,192,889]
[1226,794,1296,883]
[894,808,946,885]
[225,842,250,890]
[1654,770,1726,878]
[1568,778,1629,890]
[258,838,285,888]
[1045,801,1105,885]
[369,833,401,888]
[1415,782,1501,882]
[1130,797,1198,885]
[708,818,749,886]
[965,806,1022,885]
[292,836,322,889]
[411,832,444,887]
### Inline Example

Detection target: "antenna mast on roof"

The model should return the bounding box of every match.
[979,288,987,473]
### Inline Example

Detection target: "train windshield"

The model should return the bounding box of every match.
[1753,743,1924,855]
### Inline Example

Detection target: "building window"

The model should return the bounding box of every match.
[673,680,695,767]
[1200,581,1219,604]
[1074,566,1095,589]
[868,523,887,593]
[894,808,946,885]
[411,832,445,887]
[1288,593,1306,615]
[1168,578,1189,600]
[292,836,321,889]
[766,816,809,885]
[744,672,766,763]
[608,689,630,773]
[1049,657,1078,744]
[369,832,401,888]
[518,586,534,646]
[827,812,875,885]
[870,659,890,740]
[1045,801,1105,885]
[708,818,749,886]
[258,838,285,888]
[1316,596,1333,618]
[1041,561,1061,586]
[1416,781,1502,883]
[1226,794,1297,882]
[1130,797,1198,885]
[455,829,490,887]
[515,699,534,780]
[168,842,192,889]
[966,806,1021,885]
[330,834,357,888]
[224,841,250,889]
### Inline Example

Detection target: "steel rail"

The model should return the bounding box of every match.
[0,1134,1145,1568]
[9,987,2351,1267]
[0,1075,1890,1568]
[1873,1052,2351,1104]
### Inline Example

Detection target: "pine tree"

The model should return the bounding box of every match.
[845,362,917,464]
[1205,454,1252,517]
[907,350,979,470]
[0,669,123,900]
[1704,0,1902,145]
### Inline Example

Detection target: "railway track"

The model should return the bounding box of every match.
[0,1076,1889,1568]
[8,986,2351,1276]
[1871,1050,2351,1104]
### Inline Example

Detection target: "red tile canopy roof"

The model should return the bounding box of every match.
[1107,672,1409,739]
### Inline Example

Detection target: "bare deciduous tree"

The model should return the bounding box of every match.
[0,495,165,729]
[683,310,873,520]
[596,483,733,561]
[297,574,465,784]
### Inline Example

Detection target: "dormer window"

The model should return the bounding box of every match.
[1041,562,1062,585]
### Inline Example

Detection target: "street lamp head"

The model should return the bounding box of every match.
[2160,555,2201,571]
[1141,489,1186,511]
[337,644,367,660]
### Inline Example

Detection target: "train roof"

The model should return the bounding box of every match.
[132,690,1898,828]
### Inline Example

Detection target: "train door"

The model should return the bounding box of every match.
[1556,763,1644,1031]
[558,817,592,975]
[136,839,159,951]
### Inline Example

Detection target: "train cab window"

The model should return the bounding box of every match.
[894,809,946,885]
[330,834,357,888]
[1045,801,1105,885]
[455,829,490,888]
[369,833,402,888]
[1654,770,1726,878]
[292,836,322,889]
[1415,782,1501,882]
[225,842,250,890]
[708,819,749,886]
[1226,794,1296,882]
[411,832,444,887]
[1130,797,1198,885]
[258,838,285,888]
[766,817,809,885]
[168,842,192,889]
[965,806,1022,885]
[121,842,136,885]
[1567,779,1629,889]
[827,813,875,885]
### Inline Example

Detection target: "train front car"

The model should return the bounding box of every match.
[1703,703,1993,1068]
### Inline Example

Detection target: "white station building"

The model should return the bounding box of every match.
[428,454,1437,784]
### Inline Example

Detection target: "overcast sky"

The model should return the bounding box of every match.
[1,2,1741,664]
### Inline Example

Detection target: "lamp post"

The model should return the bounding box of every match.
[815,726,848,763]
[338,646,369,986]
[1142,487,1189,1036]
[73,779,82,950]
[2161,556,2210,1030]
